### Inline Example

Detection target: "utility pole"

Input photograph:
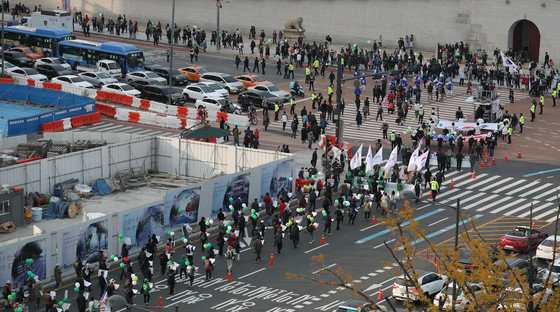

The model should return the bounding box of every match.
[451,198,460,312]
[335,54,342,144]
[527,203,534,312]
[168,0,176,106]
[216,0,221,51]
[1,0,5,76]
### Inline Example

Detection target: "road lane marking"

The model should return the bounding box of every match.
[305,243,329,254]
[238,268,266,279]
[312,263,338,275]
[428,217,449,227]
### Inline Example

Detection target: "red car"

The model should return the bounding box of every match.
[500,226,548,252]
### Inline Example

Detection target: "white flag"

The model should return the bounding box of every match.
[350,144,363,170]
[415,150,430,170]
[384,146,398,171]
[500,51,518,72]
[365,145,375,172]
[372,147,383,166]
[407,146,421,171]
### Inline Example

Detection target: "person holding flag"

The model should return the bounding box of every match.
[350,144,363,170]
[366,145,383,173]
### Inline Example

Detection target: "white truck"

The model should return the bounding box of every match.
[76,60,122,78]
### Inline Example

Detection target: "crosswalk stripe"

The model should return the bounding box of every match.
[491,179,526,194]
[532,188,559,200]
[445,171,476,184]
[492,198,527,214]
[456,173,488,187]
[520,183,554,198]
[504,180,541,196]
[440,190,474,204]
[433,188,460,199]
[520,202,556,218]
[506,201,540,216]
[461,194,500,210]
[479,177,513,191]
[466,175,501,189]
[476,196,513,212]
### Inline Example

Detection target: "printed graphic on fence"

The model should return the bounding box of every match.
[122,204,165,250]
[260,159,294,199]
[60,219,109,267]
[211,173,250,217]
[164,186,201,226]
[0,238,48,287]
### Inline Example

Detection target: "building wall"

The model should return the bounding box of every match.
[20,0,560,62]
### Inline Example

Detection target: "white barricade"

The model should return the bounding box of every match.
[131,97,142,109]
[62,118,72,130]
[149,101,167,114]
[115,107,130,122]
[164,105,178,116]
[11,76,28,85]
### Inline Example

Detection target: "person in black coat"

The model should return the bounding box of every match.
[77,291,87,312]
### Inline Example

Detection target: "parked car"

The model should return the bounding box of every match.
[248,83,290,102]
[101,83,141,97]
[35,63,73,79]
[78,72,118,88]
[34,57,71,69]
[500,226,548,252]
[392,272,447,301]
[457,246,498,275]
[237,90,284,109]
[178,65,208,82]
[195,98,241,114]
[8,46,43,60]
[128,80,151,93]
[182,84,225,102]
[51,75,95,88]
[7,67,47,81]
[2,51,34,68]
[538,258,560,285]
[1,60,18,71]
[492,258,537,281]
[536,235,560,261]
[151,67,188,86]
[140,85,185,105]
[235,74,272,89]
[196,81,229,97]
[143,60,161,72]
[433,282,483,311]
[200,72,244,94]
[126,70,167,85]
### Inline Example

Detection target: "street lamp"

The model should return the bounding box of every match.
[1,0,5,76]
[168,0,176,106]
[216,0,222,51]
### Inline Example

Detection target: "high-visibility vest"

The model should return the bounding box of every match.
[328,87,333,95]
[519,115,524,125]
[508,127,512,135]
[540,96,544,104]
[390,133,396,141]
[553,90,557,98]
[313,60,319,68]
[419,108,424,115]
[430,180,439,190]
[274,104,280,112]
[312,93,317,101]
[341,58,345,65]
[530,104,536,113]
[306,68,310,75]
[190,50,195,55]
[289,64,294,71]
[291,99,296,106]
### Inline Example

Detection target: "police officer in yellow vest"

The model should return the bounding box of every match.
[290,97,296,115]
[313,59,319,75]
[190,49,195,63]
[305,67,311,83]
[507,126,513,144]
[553,89,557,107]
[530,100,536,122]
[274,103,280,120]
[328,85,334,104]
[418,105,424,124]
[390,130,396,149]
[539,94,544,114]
[519,113,524,133]
[288,63,294,79]
[311,92,317,109]
[430,178,439,201]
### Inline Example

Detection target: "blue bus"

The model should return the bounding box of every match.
[2,26,75,56]
[56,39,145,74]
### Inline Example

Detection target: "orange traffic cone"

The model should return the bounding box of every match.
[532,219,536,229]
[268,252,275,264]
[450,179,454,189]
[491,155,496,165]
[504,152,508,162]
[429,191,433,199]
[158,295,163,307]
[412,246,416,257]
[378,288,384,300]
[371,215,376,225]
[227,269,232,281]
[426,250,429,260]
[471,171,476,179]
[517,150,522,158]
[436,262,439,274]
[433,254,437,264]
[480,161,484,169]
[320,233,326,245]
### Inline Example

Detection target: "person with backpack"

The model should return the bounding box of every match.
[324,211,332,235]
[185,240,195,264]
[203,256,213,281]
[225,246,235,271]
[290,223,300,248]
[335,208,343,230]
[253,236,263,263]
[307,221,315,244]
[141,278,152,304]
[179,256,188,279]
[274,230,283,254]
[186,263,196,287]
[74,258,84,279]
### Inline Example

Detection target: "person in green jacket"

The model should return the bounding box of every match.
[142,279,152,305]
[396,179,403,198]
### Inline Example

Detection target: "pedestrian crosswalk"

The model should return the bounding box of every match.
[265,85,531,142]
[423,168,559,222]
[72,122,181,138]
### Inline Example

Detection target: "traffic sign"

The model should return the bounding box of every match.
[216,1,222,7]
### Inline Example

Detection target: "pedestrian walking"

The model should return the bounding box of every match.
[203,257,213,281]
[253,236,263,263]
[54,263,62,289]
[274,230,283,254]
[225,246,234,271]
[290,223,300,248]
[142,279,151,305]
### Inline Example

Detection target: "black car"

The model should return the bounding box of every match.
[237,90,284,109]
[152,68,188,86]
[2,51,34,67]
[143,59,160,72]
[458,246,498,275]
[128,80,151,93]
[35,64,73,79]
[140,85,186,105]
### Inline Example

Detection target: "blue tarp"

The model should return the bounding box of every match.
[93,179,111,196]
[44,201,68,220]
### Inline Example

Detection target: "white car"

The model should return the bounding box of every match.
[196,81,229,98]
[2,61,19,71]
[195,98,241,112]
[392,272,447,301]
[8,67,48,81]
[433,282,483,311]
[52,75,95,89]
[78,72,118,88]
[125,70,167,85]
[182,84,225,101]
[34,57,71,70]
[536,235,560,261]
[538,258,560,284]
[101,83,141,97]
[248,83,291,102]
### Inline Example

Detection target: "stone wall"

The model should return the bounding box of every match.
[19,0,560,62]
